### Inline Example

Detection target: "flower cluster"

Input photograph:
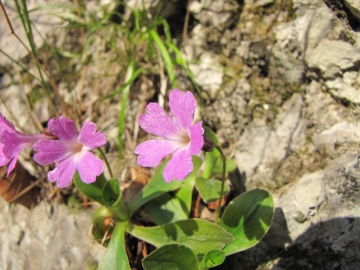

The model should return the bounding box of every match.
[0,114,106,188]
[0,89,203,188]
[135,89,204,182]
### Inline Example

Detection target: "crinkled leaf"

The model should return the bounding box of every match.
[143,244,197,270]
[198,250,225,270]
[74,172,107,205]
[98,221,131,270]
[220,189,274,255]
[127,219,234,257]
[195,177,230,203]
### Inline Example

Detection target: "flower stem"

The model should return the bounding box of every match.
[215,145,226,225]
[98,147,113,178]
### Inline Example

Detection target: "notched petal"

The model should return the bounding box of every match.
[169,90,196,129]
[48,117,78,141]
[163,149,193,182]
[78,122,106,150]
[139,103,179,139]
[188,121,204,155]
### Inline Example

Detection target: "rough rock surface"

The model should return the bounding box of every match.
[0,196,105,269]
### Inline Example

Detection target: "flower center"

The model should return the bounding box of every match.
[72,142,83,154]
[177,130,190,148]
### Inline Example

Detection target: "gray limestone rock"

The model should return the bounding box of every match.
[344,0,360,20]
[312,121,360,157]
[306,39,360,79]
[0,197,106,270]
[0,0,65,67]
[326,71,360,104]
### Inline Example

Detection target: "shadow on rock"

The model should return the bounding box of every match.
[274,217,360,270]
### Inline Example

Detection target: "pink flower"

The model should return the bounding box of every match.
[0,113,53,176]
[135,89,204,182]
[33,116,106,188]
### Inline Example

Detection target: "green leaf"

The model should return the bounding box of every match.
[198,250,225,270]
[145,193,187,225]
[204,127,219,146]
[118,61,137,156]
[174,156,202,217]
[202,128,221,178]
[127,219,234,257]
[128,157,200,216]
[213,158,237,174]
[203,152,215,178]
[98,221,131,270]
[142,244,197,270]
[93,179,129,221]
[148,29,176,87]
[220,189,274,255]
[74,172,107,205]
[195,177,230,203]
[102,178,120,206]
[145,157,201,224]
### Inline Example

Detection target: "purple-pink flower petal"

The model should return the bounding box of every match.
[8,156,18,175]
[0,114,16,135]
[139,103,179,139]
[135,139,177,167]
[2,131,34,159]
[0,144,10,166]
[33,140,69,164]
[48,116,78,141]
[77,152,103,184]
[33,116,106,188]
[48,157,77,188]
[135,89,204,183]
[163,149,193,182]
[169,89,196,129]
[78,122,106,150]
[188,121,204,154]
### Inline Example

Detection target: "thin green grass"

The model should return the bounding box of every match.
[1,0,202,162]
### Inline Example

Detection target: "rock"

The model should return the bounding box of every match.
[0,0,65,67]
[294,171,326,220]
[124,0,179,20]
[189,52,223,98]
[306,39,360,79]
[312,121,360,157]
[344,0,360,20]
[275,217,360,269]
[0,197,105,269]
[236,93,305,187]
[254,0,274,7]
[189,0,202,14]
[270,21,305,85]
[192,0,239,31]
[326,71,360,104]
